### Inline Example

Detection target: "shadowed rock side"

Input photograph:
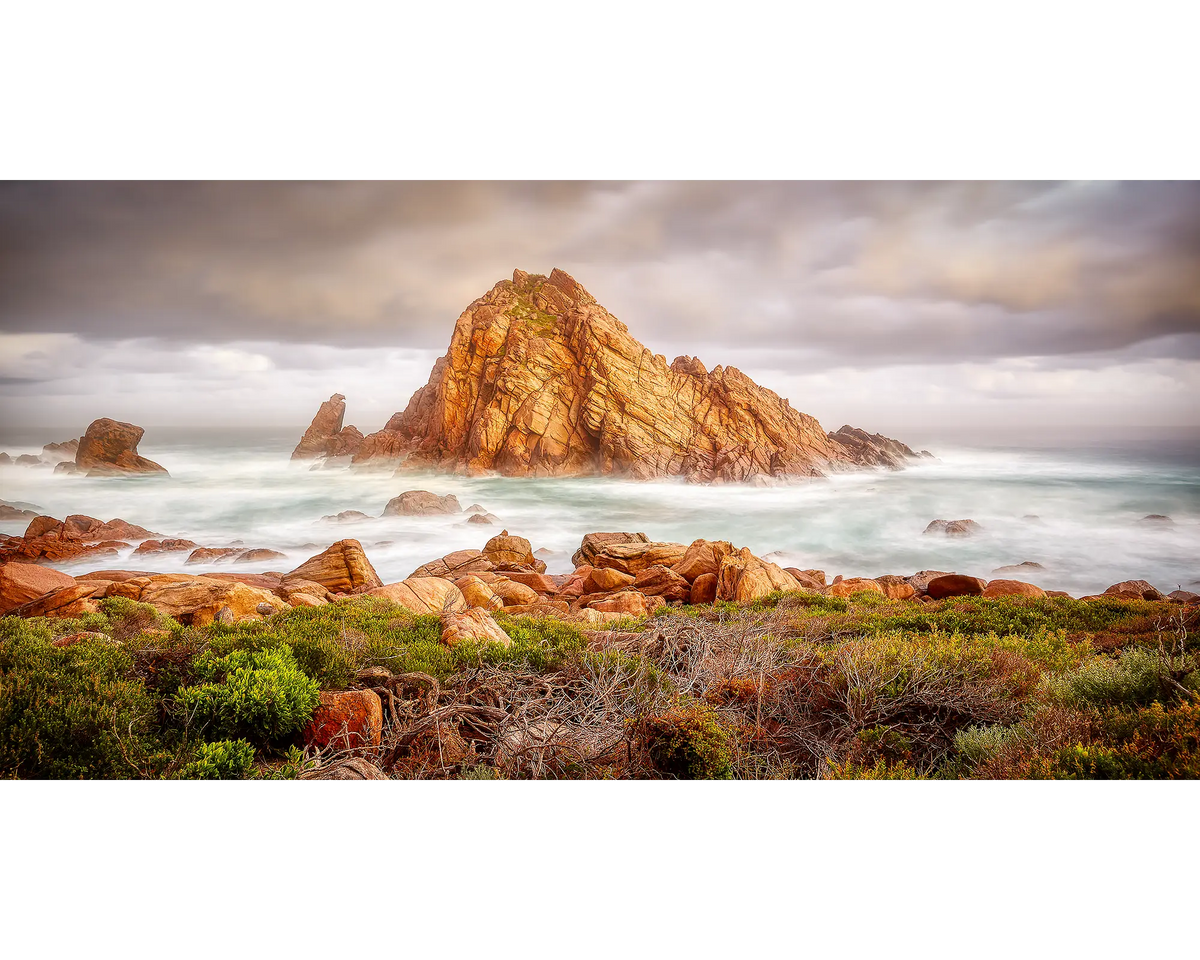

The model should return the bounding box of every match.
[827,425,931,470]
[347,269,922,482]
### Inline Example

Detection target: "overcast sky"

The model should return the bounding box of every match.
[2,181,1198,443]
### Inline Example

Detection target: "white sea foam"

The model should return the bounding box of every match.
[1,433,1197,597]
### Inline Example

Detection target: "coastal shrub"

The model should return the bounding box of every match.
[0,626,158,779]
[846,724,914,766]
[641,701,733,779]
[287,633,359,690]
[176,739,255,780]
[825,758,923,779]
[98,596,183,643]
[954,723,1023,767]
[489,615,587,673]
[174,646,319,744]
[1046,647,1186,709]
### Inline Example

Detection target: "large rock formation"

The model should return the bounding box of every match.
[291,394,365,460]
[76,419,168,476]
[339,269,923,482]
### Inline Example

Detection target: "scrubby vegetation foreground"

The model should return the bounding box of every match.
[2,590,1198,779]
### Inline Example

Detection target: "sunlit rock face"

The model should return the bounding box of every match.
[352,268,922,482]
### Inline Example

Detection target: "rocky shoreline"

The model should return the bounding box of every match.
[3,494,1196,625]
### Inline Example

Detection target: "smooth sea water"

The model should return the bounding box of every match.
[1,427,1198,597]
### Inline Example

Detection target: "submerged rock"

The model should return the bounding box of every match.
[923,519,983,537]
[381,490,461,516]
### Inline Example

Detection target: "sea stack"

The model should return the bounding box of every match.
[291,393,365,460]
[75,419,168,476]
[340,268,925,483]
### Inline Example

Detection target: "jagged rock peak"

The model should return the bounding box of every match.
[347,268,925,483]
[292,393,365,461]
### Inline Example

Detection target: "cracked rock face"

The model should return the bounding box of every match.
[348,269,924,482]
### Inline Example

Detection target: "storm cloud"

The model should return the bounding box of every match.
[1,181,1198,435]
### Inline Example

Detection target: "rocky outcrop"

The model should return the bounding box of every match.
[982,579,1047,599]
[291,394,366,460]
[75,419,168,476]
[367,578,466,614]
[440,608,511,647]
[139,577,281,626]
[0,514,157,565]
[348,269,924,482]
[281,540,382,595]
[0,563,77,615]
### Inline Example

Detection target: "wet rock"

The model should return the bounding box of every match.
[991,561,1045,576]
[381,490,461,516]
[132,538,199,556]
[234,548,288,564]
[1138,514,1174,526]
[923,519,983,537]
[292,394,365,460]
[321,510,373,523]
[185,547,242,564]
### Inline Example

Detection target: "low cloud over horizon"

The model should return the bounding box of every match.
[2,181,1198,439]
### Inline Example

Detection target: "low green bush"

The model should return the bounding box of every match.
[1046,647,1185,709]
[176,739,255,779]
[0,625,159,779]
[641,701,733,780]
[175,646,320,745]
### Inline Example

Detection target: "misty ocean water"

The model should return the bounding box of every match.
[1,428,1198,598]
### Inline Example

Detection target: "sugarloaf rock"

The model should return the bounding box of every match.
[333,269,922,482]
[76,419,168,476]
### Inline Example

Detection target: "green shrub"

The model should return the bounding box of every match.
[1048,647,1179,709]
[176,739,255,779]
[0,624,159,778]
[175,645,319,744]
[954,723,1023,766]
[825,758,923,779]
[641,701,733,780]
[489,615,587,673]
